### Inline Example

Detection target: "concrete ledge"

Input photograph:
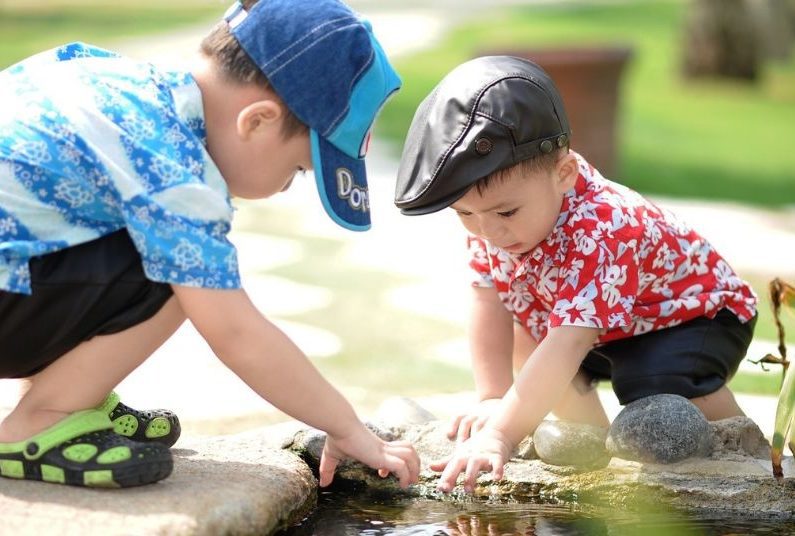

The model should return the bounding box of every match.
[0,433,316,536]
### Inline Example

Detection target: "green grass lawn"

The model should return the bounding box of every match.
[0,0,220,68]
[376,0,795,207]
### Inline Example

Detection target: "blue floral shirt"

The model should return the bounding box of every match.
[0,43,240,294]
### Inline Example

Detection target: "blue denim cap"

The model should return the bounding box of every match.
[225,0,401,231]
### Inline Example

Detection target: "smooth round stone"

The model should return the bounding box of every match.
[606,394,713,463]
[532,420,609,469]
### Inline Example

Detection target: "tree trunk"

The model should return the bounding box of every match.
[748,0,794,61]
[682,0,761,81]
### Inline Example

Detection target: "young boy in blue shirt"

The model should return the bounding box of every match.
[394,56,756,493]
[0,0,419,489]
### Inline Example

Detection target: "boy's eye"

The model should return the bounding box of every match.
[497,208,518,218]
[454,210,471,217]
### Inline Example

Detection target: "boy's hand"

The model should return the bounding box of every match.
[429,427,512,493]
[447,398,502,443]
[318,424,420,489]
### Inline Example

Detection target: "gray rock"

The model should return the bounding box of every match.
[0,432,316,536]
[403,418,795,518]
[533,420,609,469]
[283,422,407,491]
[373,396,437,428]
[710,416,771,460]
[514,435,538,460]
[606,394,713,463]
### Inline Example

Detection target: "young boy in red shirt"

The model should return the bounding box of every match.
[394,55,757,493]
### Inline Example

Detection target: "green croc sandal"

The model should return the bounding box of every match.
[98,392,181,447]
[0,409,172,488]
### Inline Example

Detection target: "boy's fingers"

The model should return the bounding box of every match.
[437,457,467,493]
[490,454,504,481]
[385,456,411,488]
[463,457,485,492]
[383,441,420,483]
[456,416,474,443]
[318,450,340,488]
[447,415,464,439]
[402,447,420,482]
[472,416,488,435]
[378,468,390,478]
[429,455,451,472]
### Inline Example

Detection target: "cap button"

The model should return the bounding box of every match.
[556,134,569,147]
[475,137,493,155]
[540,139,554,154]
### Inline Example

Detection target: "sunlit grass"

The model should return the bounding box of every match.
[235,203,474,404]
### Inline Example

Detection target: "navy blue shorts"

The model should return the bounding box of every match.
[581,309,756,405]
[0,230,173,378]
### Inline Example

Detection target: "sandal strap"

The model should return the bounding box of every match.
[0,410,113,461]
[95,391,121,414]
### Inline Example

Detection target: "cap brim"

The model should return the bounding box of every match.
[310,130,371,231]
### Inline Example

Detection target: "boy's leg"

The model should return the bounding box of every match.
[552,370,610,428]
[689,385,745,420]
[513,323,609,428]
[0,296,184,442]
[599,309,755,420]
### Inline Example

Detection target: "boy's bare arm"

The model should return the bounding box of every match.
[435,325,598,492]
[489,325,599,446]
[173,285,360,436]
[469,286,515,400]
[447,286,514,441]
[171,284,420,488]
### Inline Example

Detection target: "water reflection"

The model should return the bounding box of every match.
[277,490,795,536]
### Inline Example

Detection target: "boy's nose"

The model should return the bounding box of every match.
[478,218,504,242]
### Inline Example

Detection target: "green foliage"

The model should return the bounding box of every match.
[768,279,795,475]
[377,0,795,207]
[772,360,795,473]
[0,1,220,69]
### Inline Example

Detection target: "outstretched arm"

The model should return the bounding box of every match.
[434,324,598,492]
[447,286,514,441]
[172,285,419,487]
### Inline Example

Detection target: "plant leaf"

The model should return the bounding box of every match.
[772,358,795,478]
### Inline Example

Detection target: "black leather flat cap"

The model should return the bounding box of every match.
[394,56,571,215]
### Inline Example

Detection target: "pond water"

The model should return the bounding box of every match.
[278,489,795,536]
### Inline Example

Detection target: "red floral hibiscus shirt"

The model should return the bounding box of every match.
[468,153,757,344]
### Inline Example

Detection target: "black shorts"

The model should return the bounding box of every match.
[581,309,756,405]
[0,230,173,378]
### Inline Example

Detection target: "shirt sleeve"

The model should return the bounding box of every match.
[467,235,494,288]
[549,229,639,330]
[122,193,240,289]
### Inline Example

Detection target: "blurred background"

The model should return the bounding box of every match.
[1,0,794,434]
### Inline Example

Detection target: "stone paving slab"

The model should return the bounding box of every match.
[0,433,315,536]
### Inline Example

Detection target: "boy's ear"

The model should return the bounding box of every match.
[555,151,578,191]
[236,99,283,140]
